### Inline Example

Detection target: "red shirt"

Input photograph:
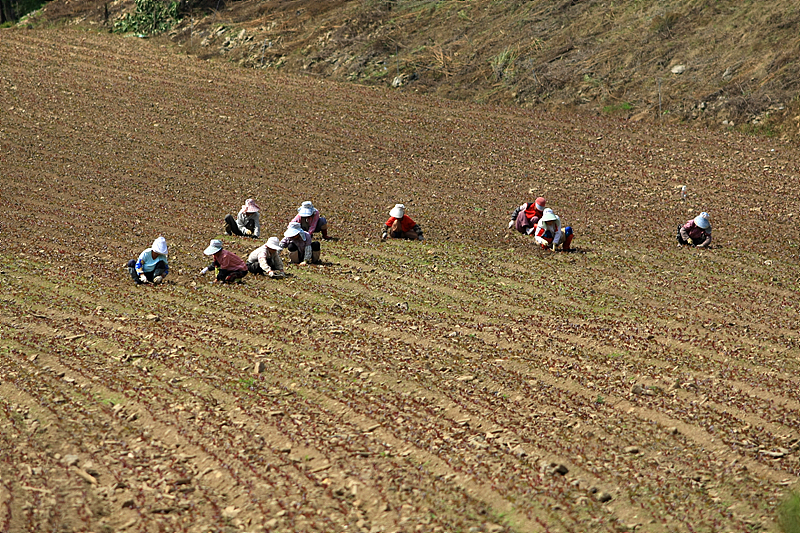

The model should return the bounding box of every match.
[213,249,248,272]
[386,215,416,233]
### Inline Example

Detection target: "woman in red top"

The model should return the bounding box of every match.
[381,204,424,241]
[200,239,249,283]
[677,212,712,248]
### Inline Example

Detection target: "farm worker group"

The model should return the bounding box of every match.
[127,191,714,286]
[509,197,574,251]
[130,197,333,285]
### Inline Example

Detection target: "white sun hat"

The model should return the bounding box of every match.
[203,239,223,256]
[284,221,304,238]
[540,208,559,223]
[152,236,168,255]
[298,201,315,217]
[266,237,283,250]
[694,212,710,229]
[389,204,405,218]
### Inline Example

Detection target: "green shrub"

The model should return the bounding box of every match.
[778,491,800,533]
[602,102,634,114]
[114,0,181,36]
[489,46,518,82]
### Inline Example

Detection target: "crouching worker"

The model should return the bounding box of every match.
[200,239,248,283]
[247,237,286,279]
[224,198,261,238]
[534,208,574,251]
[677,212,711,248]
[128,236,169,285]
[508,197,546,235]
[281,222,320,265]
[381,204,424,241]
[292,201,330,240]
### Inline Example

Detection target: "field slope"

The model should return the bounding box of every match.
[1,28,799,533]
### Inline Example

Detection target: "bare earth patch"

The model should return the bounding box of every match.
[1,28,799,533]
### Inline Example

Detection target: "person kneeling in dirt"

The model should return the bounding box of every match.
[200,239,249,283]
[281,222,321,265]
[534,208,574,251]
[292,201,331,240]
[246,237,286,279]
[677,212,711,248]
[508,197,546,235]
[224,198,261,238]
[128,236,169,285]
[381,204,424,241]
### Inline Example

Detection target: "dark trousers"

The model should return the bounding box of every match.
[286,241,321,253]
[247,261,264,275]
[217,268,248,283]
[225,214,256,237]
[128,259,167,284]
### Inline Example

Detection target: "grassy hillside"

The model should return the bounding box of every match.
[27,0,800,139]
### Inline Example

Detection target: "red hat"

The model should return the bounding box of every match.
[525,197,546,218]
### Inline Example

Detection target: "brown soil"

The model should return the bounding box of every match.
[30,0,800,139]
[1,27,799,533]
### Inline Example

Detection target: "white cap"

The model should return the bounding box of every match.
[204,239,223,255]
[389,204,405,219]
[694,212,710,229]
[266,237,283,250]
[540,208,558,223]
[152,236,168,255]
[284,221,304,238]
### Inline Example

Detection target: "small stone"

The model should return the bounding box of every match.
[62,454,80,467]
[456,375,474,382]
[596,491,613,502]
[543,462,568,475]
[624,446,640,454]
[144,314,159,321]
[254,360,266,374]
[631,384,644,395]
[671,65,686,74]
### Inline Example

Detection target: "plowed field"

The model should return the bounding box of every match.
[1,28,799,533]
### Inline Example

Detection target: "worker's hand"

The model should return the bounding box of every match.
[299,261,308,266]
[686,237,693,245]
[696,243,706,248]
[507,220,514,229]
[200,267,209,275]
[139,274,148,283]
[243,228,252,236]
[381,231,388,240]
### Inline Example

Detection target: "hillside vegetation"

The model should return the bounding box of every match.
[28,0,800,138]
